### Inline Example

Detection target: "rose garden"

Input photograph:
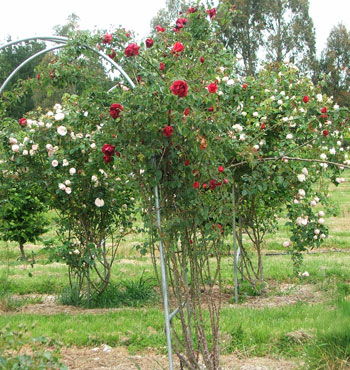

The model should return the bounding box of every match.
[0,3,350,370]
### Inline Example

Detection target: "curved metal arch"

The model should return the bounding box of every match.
[0,36,135,93]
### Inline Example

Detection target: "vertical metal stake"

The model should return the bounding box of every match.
[232,185,239,304]
[154,183,174,370]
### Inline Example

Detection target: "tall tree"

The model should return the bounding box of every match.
[320,23,350,107]
[217,0,316,76]
[264,0,316,72]
[0,39,45,118]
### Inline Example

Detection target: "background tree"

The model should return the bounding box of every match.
[0,39,45,118]
[320,23,350,107]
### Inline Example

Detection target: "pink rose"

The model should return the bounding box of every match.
[156,25,165,32]
[206,8,216,18]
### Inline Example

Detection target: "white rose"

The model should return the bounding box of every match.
[293,199,299,204]
[95,198,105,207]
[9,137,17,144]
[314,229,320,235]
[297,174,306,182]
[32,144,38,151]
[69,168,76,175]
[55,112,65,121]
[73,249,80,255]
[302,167,308,176]
[283,241,291,248]
[11,144,20,152]
[46,144,53,151]
[51,160,59,167]
[65,187,72,194]
[286,134,293,139]
[334,104,339,110]
[90,143,96,149]
[58,183,66,190]
[29,149,35,156]
[227,79,235,86]
[242,112,247,117]
[253,112,259,117]
[298,189,306,198]
[320,233,326,239]
[54,103,62,111]
[278,99,283,105]
[22,150,28,156]
[46,122,52,129]
[239,134,246,141]
[320,153,327,160]
[318,211,325,217]
[302,271,310,277]
[57,126,67,136]
[91,175,98,182]
[318,218,325,224]
[65,180,71,186]
[62,159,69,167]
[310,200,317,207]
[329,148,336,155]
[316,94,323,102]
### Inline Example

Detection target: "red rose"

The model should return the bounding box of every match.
[170,80,188,97]
[206,7,216,18]
[19,118,27,127]
[188,6,197,13]
[200,57,205,63]
[102,144,115,156]
[159,62,165,71]
[218,166,224,173]
[207,105,214,112]
[163,126,173,137]
[124,43,140,57]
[321,107,327,113]
[37,74,41,80]
[103,33,112,44]
[109,103,124,119]
[193,181,200,189]
[108,49,116,59]
[156,25,165,32]
[242,83,248,89]
[322,130,329,136]
[104,155,112,163]
[184,108,190,116]
[145,38,154,48]
[172,42,184,53]
[184,159,190,166]
[261,123,266,129]
[125,32,131,38]
[202,183,208,189]
[207,83,218,93]
[175,18,188,31]
[303,95,309,103]
[209,179,217,190]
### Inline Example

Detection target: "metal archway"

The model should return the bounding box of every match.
[0,36,174,369]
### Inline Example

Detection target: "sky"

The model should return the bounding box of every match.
[0,0,349,54]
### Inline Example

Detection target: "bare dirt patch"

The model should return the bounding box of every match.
[0,283,325,315]
[61,346,298,369]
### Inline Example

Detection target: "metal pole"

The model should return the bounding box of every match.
[232,185,239,304]
[154,182,174,370]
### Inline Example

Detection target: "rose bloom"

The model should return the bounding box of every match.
[303,95,309,103]
[170,80,188,97]
[193,181,200,189]
[102,143,115,157]
[218,166,224,173]
[11,144,20,152]
[302,167,308,176]
[55,112,65,121]
[19,118,27,127]
[104,155,112,163]
[283,241,291,248]
[206,7,216,18]
[207,83,218,93]
[145,38,154,48]
[184,107,190,116]
[156,25,165,32]
[188,6,196,13]
[321,107,327,113]
[52,160,59,167]
[163,126,173,137]
[159,62,165,71]
[322,130,329,136]
[297,174,306,182]
[200,56,205,63]
[124,43,140,57]
[58,183,66,190]
[318,210,325,217]
[65,187,72,194]
[22,150,28,156]
[95,198,105,207]
[57,125,67,136]
[109,103,124,119]
[69,167,76,175]
[172,42,184,53]
[103,33,112,44]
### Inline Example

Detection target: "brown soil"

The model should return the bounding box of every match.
[0,283,324,315]
[62,346,298,369]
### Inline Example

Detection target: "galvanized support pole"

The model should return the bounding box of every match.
[154,182,174,370]
[232,185,239,304]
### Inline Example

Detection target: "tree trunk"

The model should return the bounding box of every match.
[19,243,26,260]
